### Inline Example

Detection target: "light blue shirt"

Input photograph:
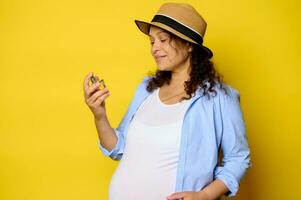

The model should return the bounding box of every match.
[98,76,251,197]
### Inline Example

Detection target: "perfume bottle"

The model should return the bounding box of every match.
[89,73,106,90]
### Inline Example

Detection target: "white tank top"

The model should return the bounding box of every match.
[108,87,192,200]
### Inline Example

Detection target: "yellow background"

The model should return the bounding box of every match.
[1,0,300,199]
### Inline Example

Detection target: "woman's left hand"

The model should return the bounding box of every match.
[166,191,210,200]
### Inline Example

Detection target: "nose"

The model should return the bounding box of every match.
[151,40,161,55]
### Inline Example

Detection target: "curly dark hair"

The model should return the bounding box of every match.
[146,32,227,101]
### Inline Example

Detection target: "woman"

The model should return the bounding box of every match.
[83,3,251,200]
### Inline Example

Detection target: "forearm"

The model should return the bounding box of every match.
[94,115,117,152]
[199,179,229,200]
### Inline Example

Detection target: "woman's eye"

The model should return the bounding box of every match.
[150,38,168,45]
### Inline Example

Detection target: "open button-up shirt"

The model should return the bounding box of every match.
[98,76,251,197]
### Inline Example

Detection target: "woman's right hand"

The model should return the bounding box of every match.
[83,72,110,120]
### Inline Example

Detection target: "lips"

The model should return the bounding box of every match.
[155,55,166,61]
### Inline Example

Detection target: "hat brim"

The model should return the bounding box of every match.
[134,20,213,58]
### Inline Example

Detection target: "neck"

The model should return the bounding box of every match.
[169,57,191,86]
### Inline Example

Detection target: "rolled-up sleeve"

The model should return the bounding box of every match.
[214,87,251,197]
[98,128,125,161]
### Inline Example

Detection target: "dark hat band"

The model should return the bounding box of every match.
[151,14,203,45]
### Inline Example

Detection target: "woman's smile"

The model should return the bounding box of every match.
[155,55,167,62]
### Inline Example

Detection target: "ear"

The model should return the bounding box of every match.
[188,45,193,52]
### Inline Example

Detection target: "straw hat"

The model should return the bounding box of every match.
[135,2,213,58]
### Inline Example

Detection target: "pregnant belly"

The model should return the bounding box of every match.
[108,159,178,200]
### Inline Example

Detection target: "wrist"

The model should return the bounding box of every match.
[198,190,211,200]
[94,114,107,122]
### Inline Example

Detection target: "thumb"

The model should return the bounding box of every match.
[166,192,185,200]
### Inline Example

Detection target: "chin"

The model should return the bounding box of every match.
[156,64,171,71]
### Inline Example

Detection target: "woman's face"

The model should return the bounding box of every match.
[149,26,192,71]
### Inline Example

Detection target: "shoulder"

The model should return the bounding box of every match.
[130,75,153,98]
[141,75,152,84]
[196,81,242,115]
[136,75,153,90]
[210,82,244,119]
[210,81,241,103]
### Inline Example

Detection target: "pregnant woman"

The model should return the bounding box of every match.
[83,2,251,200]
